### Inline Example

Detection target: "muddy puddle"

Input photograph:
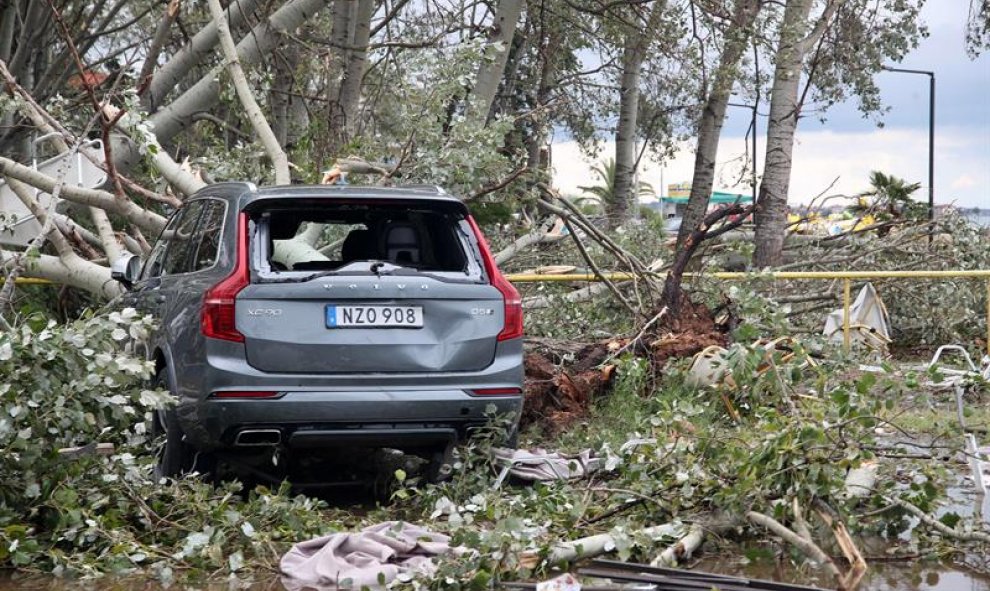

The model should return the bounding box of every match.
[4,561,988,591]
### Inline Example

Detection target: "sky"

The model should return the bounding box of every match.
[551,0,990,208]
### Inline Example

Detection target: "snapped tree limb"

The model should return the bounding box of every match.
[0,156,166,233]
[207,0,290,185]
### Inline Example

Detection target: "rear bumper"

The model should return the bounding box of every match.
[189,390,521,450]
[169,336,524,450]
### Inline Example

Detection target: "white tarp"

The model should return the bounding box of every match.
[823,282,891,351]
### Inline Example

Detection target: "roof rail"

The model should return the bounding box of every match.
[209,181,258,192]
[397,184,446,195]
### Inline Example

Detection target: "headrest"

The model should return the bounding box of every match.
[341,229,375,261]
[385,223,418,246]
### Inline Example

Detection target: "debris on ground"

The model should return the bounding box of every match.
[492,447,602,486]
[532,573,581,591]
[823,282,891,353]
[522,299,731,434]
[280,521,463,588]
[522,342,615,434]
[574,558,830,591]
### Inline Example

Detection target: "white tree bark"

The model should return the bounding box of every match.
[611,44,644,227]
[0,62,125,263]
[149,0,331,144]
[273,223,329,267]
[102,105,207,198]
[7,177,74,259]
[88,207,123,265]
[494,218,566,265]
[746,510,844,582]
[539,523,682,565]
[0,156,167,233]
[337,0,374,137]
[208,0,291,185]
[675,0,761,250]
[610,2,666,227]
[0,248,119,298]
[3,177,120,299]
[145,0,267,110]
[753,0,846,267]
[466,0,524,124]
[325,0,374,157]
[651,522,705,566]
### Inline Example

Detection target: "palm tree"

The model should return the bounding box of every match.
[858,171,924,219]
[578,158,655,213]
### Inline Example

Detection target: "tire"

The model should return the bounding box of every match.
[504,428,519,450]
[151,369,195,480]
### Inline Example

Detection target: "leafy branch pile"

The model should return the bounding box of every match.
[0,311,340,579]
[390,345,990,588]
[0,309,988,587]
[711,213,990,347]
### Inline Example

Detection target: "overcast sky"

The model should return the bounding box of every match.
[552,0,990,208]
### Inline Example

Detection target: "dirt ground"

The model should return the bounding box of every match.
[521,298,731,434]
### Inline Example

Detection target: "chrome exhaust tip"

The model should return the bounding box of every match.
[234,429,282,446]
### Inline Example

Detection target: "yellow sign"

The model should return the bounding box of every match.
[667,182,691,198]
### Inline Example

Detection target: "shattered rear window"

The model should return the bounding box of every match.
[254,202,474,276]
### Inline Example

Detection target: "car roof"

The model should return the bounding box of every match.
[195,183,465,208]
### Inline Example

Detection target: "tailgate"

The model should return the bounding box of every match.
[237,277,503,373]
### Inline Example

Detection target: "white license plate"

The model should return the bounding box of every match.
[326,305,423,328]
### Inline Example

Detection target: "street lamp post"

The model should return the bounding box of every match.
[881,66,935,228]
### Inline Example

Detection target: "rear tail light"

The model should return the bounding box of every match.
[202,213,250,342]
[471,387,523,396]
[466,215,523,341]
[210,390,281,399]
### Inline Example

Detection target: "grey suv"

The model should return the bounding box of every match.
[112,183,523,482]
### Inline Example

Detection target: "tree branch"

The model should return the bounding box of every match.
[208,0,291,185]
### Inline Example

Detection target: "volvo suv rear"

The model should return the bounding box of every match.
[113,183,524,481]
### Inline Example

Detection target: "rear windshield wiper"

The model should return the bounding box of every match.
[256,269,340,284]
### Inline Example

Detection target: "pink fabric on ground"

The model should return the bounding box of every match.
[280,521,458,588]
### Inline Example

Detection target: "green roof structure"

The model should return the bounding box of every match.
[659,191,753,204]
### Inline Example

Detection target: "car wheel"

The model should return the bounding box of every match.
[151,369,195,480]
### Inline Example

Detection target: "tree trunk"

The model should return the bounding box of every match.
[6,0,46,82]
[208,0,291,185]
[338,0,373,138]
[138,0,181,96]
[753,0,814,268]
[271,49,292,148]
[466,0,524,125]
[324,0,354,160]
[145,0,267,111]
[675,0,761,251]
[0,1,16,64]
[0,248,120,298]
[753,0,845,267]
[525,13,559,172]
[0,155,167,232]
[610,2,666,227]
[323,0,373,161]
[610,41,644,228]
[148,0,331,145]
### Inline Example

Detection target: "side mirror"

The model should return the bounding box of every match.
[111,253,142,289]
